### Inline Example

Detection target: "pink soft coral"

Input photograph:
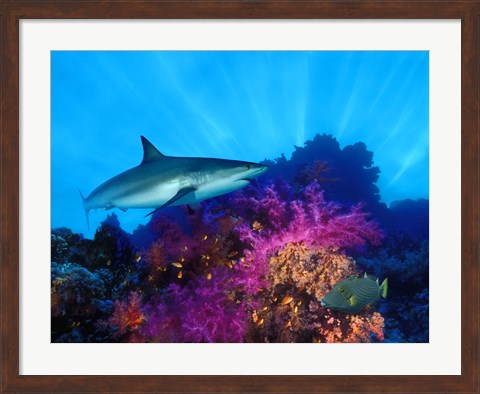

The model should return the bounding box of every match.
[233,181,382,295]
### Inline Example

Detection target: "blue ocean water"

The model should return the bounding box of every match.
[51,51,428,235]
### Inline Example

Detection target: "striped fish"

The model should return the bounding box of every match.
[320,273,388,314]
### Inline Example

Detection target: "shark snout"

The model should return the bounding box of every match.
[242,163,268,181]
[252,164,268,176]
[236,163,268,183]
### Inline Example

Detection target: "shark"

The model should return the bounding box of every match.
[79,136,268,228]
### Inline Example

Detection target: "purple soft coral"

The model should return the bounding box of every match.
[140,267,249,342]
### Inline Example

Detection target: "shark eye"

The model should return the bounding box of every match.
[246,165,251,170]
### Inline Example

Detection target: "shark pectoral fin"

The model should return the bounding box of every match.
[145,186,197,217]
[119,207,128,212]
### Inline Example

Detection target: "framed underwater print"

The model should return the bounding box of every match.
[1,1,478,393]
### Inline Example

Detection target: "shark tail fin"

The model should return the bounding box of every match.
[79,190,90,230]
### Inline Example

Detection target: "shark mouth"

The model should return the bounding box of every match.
[238,167,268,182]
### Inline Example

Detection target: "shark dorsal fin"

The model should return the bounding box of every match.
[140,136,166,164]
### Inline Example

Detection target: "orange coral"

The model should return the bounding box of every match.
[246,242,385,343]
[269,242,357,302]
[144,240,168,271]
[108,292,145,337]
[343,312,385,342]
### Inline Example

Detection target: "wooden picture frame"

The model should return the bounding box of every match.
[1,1,478,393]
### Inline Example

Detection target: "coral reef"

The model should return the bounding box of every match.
[51,133,428,343]
[51,262,111,342]
[269,243,357,305]
[264,134,382,209]
[107,291,146,340]
[51,227,89,265]
[230,180,382,295]
[51,262,107,318]
[245,242,385,343]
[140,268,250,343]
[357,236,429,342]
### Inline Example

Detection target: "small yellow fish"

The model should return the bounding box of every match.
[256,318,264,326]
[280,296,294,305]
[261,306,268,312]
[177,271,183,279]
[136,256,142,262]
[172,262,183,268]
[213,237,219,246]
[228,251,238,258]
[293,306,298,313]
[180,256,185,262]
[252,311,258,323]
[201,234,208,241]
[284,320,292,329]
[148,275,154,282]
[206,273,212,280]
[181,245,188,251]
[273,297,278,302]
[252,221,263,231]
[201,254,210,260]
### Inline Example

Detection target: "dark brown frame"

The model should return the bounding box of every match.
[1,1,478,393]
